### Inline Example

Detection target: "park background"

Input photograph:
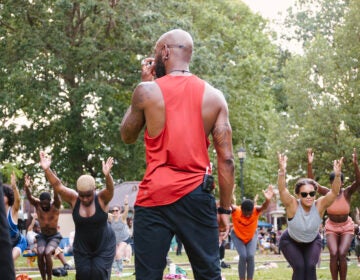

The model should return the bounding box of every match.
[2,0,360,279]
[1,0,359,213]
[1,0,360,260]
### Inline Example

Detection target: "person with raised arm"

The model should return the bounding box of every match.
[278,153,343,280]
[230,185,274,280]
[24,174,71,280]
[108,195,132,276]
[3,172,27,261]
[307,148,360,280]
[39,151,116,280]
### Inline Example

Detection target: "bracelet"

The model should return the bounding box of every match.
[217,207,232,215]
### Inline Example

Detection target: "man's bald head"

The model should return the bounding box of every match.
[155,29,193,62]
[157,29,193,47]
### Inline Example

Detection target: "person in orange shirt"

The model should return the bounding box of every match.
[230,185,274,280]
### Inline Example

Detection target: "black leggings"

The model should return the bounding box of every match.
[279,229,322,280]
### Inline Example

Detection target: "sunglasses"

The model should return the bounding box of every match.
[300,191,316,198]
[111,209,119,213]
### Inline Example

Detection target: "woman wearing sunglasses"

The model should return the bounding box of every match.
[277,153,343,280]
[307,148,360,280]
[108,195,132,276]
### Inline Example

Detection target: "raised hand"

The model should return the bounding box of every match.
[333,157,343,176]
[102,157,114,177]
[352,148,357,165]
[263,184,274,201]
[24,174,32,190]
[39,151,52,171]
[278,153,287,173]
[10,171,16,187]
[307,148,314,164]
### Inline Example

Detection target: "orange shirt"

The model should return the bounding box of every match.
[232,207,261,244]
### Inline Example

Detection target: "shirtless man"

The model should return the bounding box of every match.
[24,174,62,280]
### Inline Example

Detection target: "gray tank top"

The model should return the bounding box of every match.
[287,200,322,243]
[111,219,130,244]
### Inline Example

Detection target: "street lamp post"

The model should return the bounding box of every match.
[237,148,246,202]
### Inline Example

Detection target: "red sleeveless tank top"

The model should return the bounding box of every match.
[135,74,211,207]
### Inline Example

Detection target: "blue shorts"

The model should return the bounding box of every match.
[14,234,28,253]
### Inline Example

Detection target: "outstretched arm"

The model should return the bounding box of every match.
[277,153,297,218]
[355,207,359,225]
[354,148,360,186]
[253,194,259,206]
[39,151,77,208]
[277,153,295,207]
[98,157,114,205]
[11,172,21,212]
[317,158,343,215]
[121,195,129,223]
[255,184,274,213]
[53,189,61,209]
[307,148,315,179]
[27,212,38,232]
[24,174,39,206]
[307,148,329,195]
[346,148,360,196]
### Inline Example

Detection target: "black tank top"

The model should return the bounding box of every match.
[72,194,114,255]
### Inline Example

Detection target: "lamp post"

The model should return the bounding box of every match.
[237,148,246,202]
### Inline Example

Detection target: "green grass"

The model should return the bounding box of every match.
[16,249,360,279]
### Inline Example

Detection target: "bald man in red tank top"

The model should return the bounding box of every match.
[121,29,235,280]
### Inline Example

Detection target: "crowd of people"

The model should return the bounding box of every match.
[1,28,360,280]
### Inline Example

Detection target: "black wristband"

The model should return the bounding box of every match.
[217,207,232,215]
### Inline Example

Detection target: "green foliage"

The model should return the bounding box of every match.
[0,0,279,200]
[0,162,23,184]
[271,0,360,209]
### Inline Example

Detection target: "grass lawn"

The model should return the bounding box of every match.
[16,249,360,279]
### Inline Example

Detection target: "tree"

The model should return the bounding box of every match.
[271,0,360,212]
[0,0,279,201]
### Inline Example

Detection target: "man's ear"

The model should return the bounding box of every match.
[163,44,170,60]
